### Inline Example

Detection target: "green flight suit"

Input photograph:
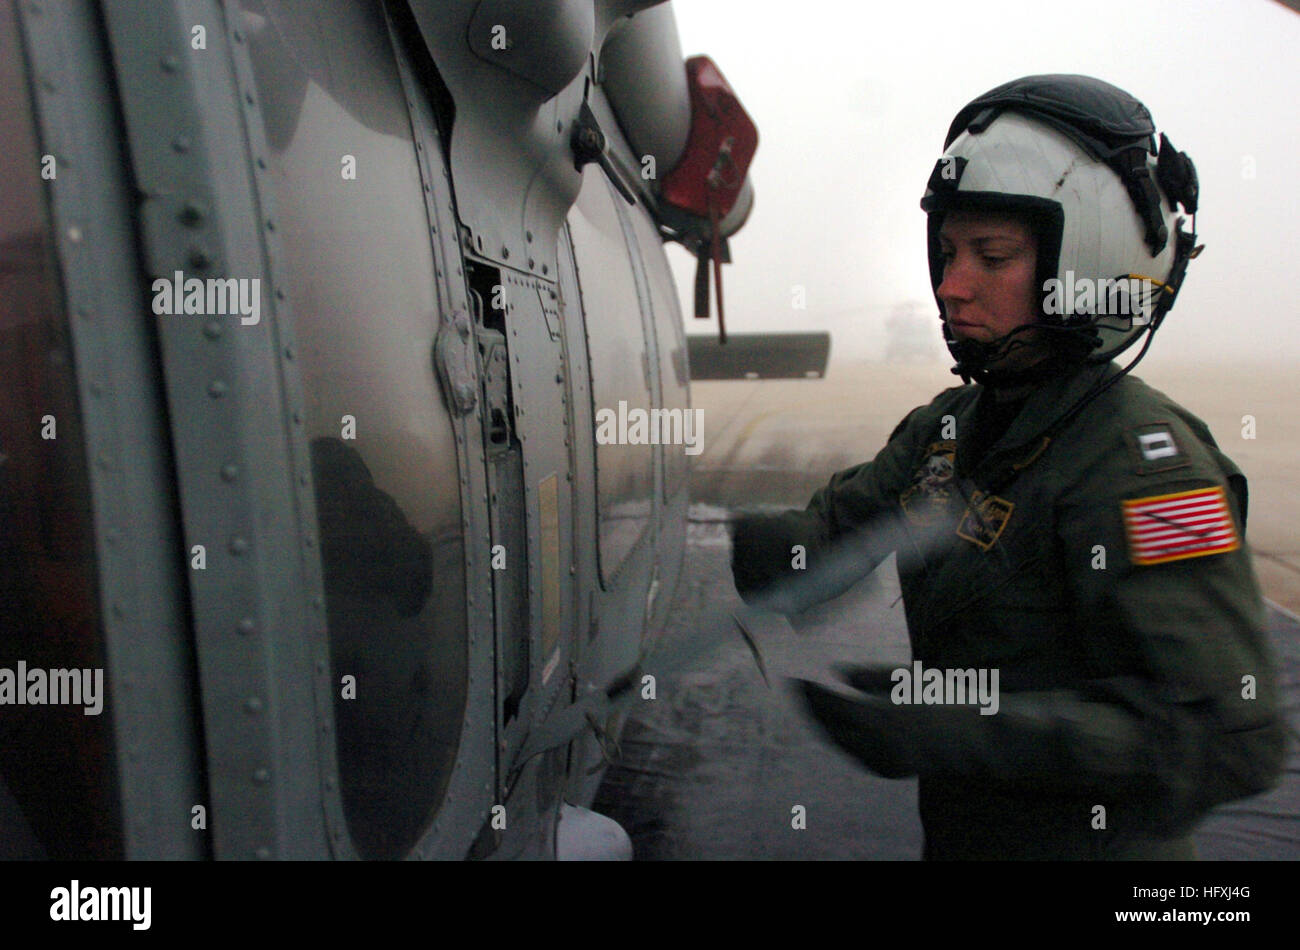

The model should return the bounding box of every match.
[732,360,1285,859]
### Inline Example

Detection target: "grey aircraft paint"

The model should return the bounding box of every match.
[0,0,757,860]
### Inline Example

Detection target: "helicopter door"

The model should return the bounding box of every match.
[467,257,578,773]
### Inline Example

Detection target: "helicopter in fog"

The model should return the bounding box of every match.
[0,0,822,860]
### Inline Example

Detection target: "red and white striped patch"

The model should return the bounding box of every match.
[1121,486,1240,566]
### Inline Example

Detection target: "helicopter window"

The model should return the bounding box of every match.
[626,208,692,502]
[0,3,122,859]
[568,166,656,583]
[239,0,468,860]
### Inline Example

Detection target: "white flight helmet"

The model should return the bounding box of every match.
[920,75,1200,382]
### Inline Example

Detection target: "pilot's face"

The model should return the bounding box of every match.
[937,211,1039,344]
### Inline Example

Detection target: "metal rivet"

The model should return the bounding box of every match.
[311,597,323,611]
[207,379,227,398]
[160,54,179,73]
[229,536,249,556]
[325,776,336,790]
[304,535,314,548]
[189,251,211,271]
[67,226,82,243]
[245,696,262,713]
[237,617,256,636]
[220,463,238,482]
[255,847,270,860]
[179,202,204,227]
[173,136,191,153]
[253,768,269,784]
[203,320,222,340]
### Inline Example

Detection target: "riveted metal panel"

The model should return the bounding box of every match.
[385,9,498,860]
[405,0,589,279]
[555,224,598,656]
[217,0,355,859]
[15,0,208,859]
[618,193,690,629]
[101,0,331,859]
[499,269,576,733]
[569,167,657,585]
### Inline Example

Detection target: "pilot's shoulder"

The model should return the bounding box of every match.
[1065,373,1237,488]
[885,382,976,444]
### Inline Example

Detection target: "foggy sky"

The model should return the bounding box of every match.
[667,0,1300,367]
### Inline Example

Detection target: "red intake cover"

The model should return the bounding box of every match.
[660,56,758,221]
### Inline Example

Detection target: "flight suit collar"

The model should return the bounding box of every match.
[956,359,1119,488]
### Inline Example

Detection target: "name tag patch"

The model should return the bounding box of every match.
[1122,485,1240,566]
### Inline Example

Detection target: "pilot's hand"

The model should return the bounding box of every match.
[730,512,794,605]
[792,678,919,779]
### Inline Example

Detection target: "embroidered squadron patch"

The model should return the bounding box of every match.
[899,441,956,525]
[1122,486,1240,566]
[956,490,1014,551]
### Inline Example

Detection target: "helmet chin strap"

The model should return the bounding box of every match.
[947,323,1066,386]
[952,319,1162,499]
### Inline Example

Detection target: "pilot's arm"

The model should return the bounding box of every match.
[730,405,929,614]
[799,424,1286,838]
